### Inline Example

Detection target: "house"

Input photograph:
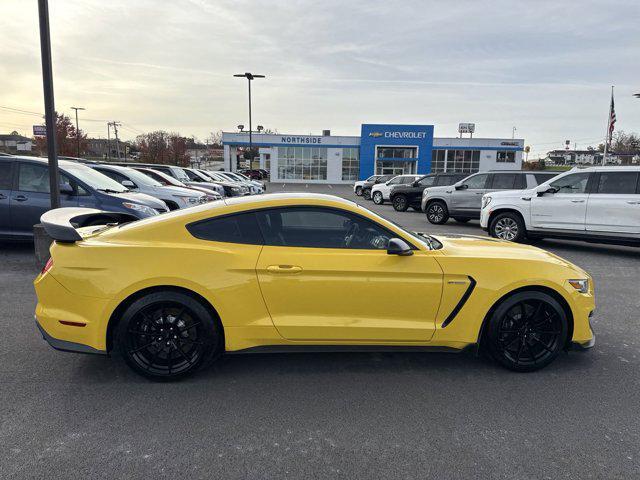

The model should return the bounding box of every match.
[545,149,621,166]
[0,132,33,153]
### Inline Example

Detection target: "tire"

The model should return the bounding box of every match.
[355,186,363,196]
[425,201,449,224]
[453,217,470,223]
[115,291,222,381]
[372,191,384,205]
[489,212,527,243]
[363,189,372,200]
[392,194,409,212]
[485,291,568,372]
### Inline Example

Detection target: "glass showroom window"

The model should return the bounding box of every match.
[277,147,327,180]
[445,150,480,173]
[497,151,516,163]
[342,148,359,180]
[431,150,445,173]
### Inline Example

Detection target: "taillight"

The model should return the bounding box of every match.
[41,257,53,275]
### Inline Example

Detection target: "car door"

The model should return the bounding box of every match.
[254,206,443,342]
[450,173,490,213]
[586,171,640,234]
[10,162,79,235]
[530,172,591,230]
[0,159,14,236]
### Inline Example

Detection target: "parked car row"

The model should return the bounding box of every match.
[0,155,269,241]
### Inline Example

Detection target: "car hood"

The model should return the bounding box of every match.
[108,191,168,209]
[486,188,536,199]
[429,233,582,270]
[157,185,203,197]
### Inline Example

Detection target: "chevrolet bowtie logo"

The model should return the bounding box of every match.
[369,132,383,138]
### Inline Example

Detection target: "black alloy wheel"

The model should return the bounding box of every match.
[486,291,568,372]
[117,291,221,380]
[426,201,449,224]
[372,191,384,205]
[363,189,372,200]
[355,186,363,196]
[392,194,409,212]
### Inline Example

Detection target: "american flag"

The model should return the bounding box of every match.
[608,92,616,143]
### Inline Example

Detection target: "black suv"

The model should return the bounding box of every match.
[361,174,394,200]
[389,173,467,211]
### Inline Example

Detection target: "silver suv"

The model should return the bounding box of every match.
[421,171,558,224]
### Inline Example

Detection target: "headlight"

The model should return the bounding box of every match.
[122,202,158,216]
[482,196,492,208]
[174,195,199,206]
[568,279,589,293]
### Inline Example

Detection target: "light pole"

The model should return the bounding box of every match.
[37,0,60,209]
[71,106,85,158]
[233,72,265,170]
[512,126,517,139]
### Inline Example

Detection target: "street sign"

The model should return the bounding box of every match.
[33,125,47,136]
[458,123,475,134]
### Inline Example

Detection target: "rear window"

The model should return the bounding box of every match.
[0,161,12,189]
[187,212,263,245]
[595,172,639,194]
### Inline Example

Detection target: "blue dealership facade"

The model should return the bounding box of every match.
[222,124,523,183]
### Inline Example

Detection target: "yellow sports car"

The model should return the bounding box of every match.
[34,193,595,380]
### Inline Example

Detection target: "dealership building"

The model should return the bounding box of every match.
[222,124,524,183]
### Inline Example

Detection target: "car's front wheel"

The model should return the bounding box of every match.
[425,201,449,224]
[116,291,222,381]
[392,194,409,211]
[372,191,384,205]
[490,212,526,243]
[485,291,568,372]
[355,186,363,196]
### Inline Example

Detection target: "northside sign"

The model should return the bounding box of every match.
[280,136,324,144]
[368,131,428,140]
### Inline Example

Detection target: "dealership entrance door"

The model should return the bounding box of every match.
[375,146,418,175]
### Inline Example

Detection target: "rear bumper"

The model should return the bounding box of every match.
[36,319,106,355]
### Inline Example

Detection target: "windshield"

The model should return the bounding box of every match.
[120,167,163,187]
[63,164,128,192]
[172,168,191,182]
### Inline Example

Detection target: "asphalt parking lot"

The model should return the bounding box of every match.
[1,183,639,479]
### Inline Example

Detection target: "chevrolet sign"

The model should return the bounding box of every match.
[370,131,427,139]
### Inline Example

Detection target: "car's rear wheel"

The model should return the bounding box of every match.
[486,291,568,372]
[363,189,372,200]
[372,191,384,205]
[116,291,222,381]
[426,201,449,224]
[392,194,409,211]
[490,212,526,243]
[355,186,363,196]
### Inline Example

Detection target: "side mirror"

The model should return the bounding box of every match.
[59,183,74,195]
[536,186,557,196]
[387,238,413,256]
[121,180,136,188]
[455,183,468,190]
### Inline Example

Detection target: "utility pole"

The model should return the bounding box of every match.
[109,121,122,160]
[37,0,60,209]
[70,106,85,158]
[512,126,517,139]
[233,72,265,171]
[107,122,111,160]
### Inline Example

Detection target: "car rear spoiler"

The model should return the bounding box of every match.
[40,207,139,243]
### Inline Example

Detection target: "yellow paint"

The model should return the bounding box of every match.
[34,193,595,353]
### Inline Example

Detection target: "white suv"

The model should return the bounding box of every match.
[370,174,421,205]
[481,167,640,246]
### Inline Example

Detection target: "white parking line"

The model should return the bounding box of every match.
[328,184,333,189]
[305,184,308,188]
[282,184,286,188]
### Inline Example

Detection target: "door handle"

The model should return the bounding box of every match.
[627,201,640,205]
[266,265,303,274]
[475,192,484,195]
[14,195,28,202]
[570,200,585,203]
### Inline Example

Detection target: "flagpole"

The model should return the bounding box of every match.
[602,85,614,165]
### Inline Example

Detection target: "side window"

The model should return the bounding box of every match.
[184,169,199,181]
[550,173,590,194]
[491,173,518,190]
[595,172,638,194]
[387,177,402,185]
[401,176,415,184]
[533,173,556,185]
[0,161,13,189]
[187,212,263,245]
[18,163,50,193]
[418,176,435,187]
[463,173,489,190]
[255,207,394,250]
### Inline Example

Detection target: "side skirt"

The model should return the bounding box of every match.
[226,344,474,355]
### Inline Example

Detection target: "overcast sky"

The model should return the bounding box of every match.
[1,0,639,157]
